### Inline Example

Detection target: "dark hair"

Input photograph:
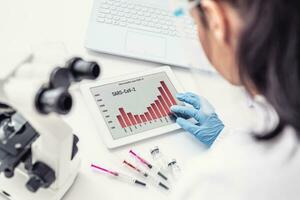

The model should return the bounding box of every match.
[199,0,300,139]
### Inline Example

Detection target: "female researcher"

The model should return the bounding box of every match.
[170,0,300,199]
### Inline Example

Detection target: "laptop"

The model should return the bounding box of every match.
[85,0,212,71]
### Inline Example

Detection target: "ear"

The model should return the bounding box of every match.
[200,0,229,43]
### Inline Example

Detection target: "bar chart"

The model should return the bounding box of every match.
[90,72,182,139]
[116,81,177,128]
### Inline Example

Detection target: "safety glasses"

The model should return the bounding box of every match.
[187,0,202,15]
[170,0,201,18]
[167,0,213,70]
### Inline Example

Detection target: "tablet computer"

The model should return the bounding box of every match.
[80,66,185,149]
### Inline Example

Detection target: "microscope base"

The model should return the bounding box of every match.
[0,163,80,200]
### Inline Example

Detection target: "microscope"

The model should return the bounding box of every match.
[0,50,100,200]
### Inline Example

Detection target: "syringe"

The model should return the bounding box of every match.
[91,163,146,187]
[129,150,168,181]
[123,160,149,178]
[123,160,169,190]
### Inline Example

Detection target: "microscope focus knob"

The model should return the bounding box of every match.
[4,168,14,178]
[66,57,100,81]
[26,176,42,193]
[26,162,56,193]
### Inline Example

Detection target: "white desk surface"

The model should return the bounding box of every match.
[0,0,255,199]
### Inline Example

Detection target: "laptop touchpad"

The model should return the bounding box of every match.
[125,31,166,58]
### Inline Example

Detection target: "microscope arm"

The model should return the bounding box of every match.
[0,53,100,199]
[3,78,77,190]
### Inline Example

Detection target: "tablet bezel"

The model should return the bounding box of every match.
[80,66,184,149]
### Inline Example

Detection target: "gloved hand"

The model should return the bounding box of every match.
[171,92,224,147]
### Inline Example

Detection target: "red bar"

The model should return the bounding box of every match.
[151,103,161,118]
[158,87,172,107]
[147,107,157,119]
[158,95,171,115]
[140,114,147,123]
[160,81,177,105]
[119,108,132,126]
[134,115,142,124]
[127,113,137,125]
[144,112,152,121]
[117,115,126,128]
[155,100,167,117]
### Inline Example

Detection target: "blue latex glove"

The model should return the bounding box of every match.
[171,92,224,147]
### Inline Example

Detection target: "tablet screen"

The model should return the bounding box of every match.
[90,72,183,139]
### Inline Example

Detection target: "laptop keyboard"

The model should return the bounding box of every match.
[96,0,198,39]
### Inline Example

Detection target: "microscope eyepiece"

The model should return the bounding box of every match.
[49,67,72,89]
[35,87,73,115]
[34,57,100,115]
[66,57,100,81]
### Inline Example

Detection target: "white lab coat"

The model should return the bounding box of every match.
[173,96,300,200]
